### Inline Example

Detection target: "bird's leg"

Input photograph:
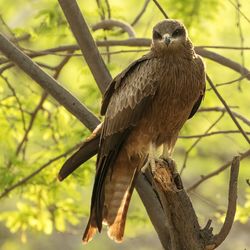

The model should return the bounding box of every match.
[161,144,176,171]
[141,143,156,174]
[148,143,156,173]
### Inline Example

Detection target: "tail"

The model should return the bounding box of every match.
[58,124,101,181]
[82,150,140,243]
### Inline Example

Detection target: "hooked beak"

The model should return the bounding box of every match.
[163,34,172,46]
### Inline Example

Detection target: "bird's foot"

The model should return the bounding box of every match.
[160,156,183,190]
[141,156,156,174]
[159,156,176,172]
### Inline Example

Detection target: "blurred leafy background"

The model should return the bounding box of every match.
[0,0,249,249]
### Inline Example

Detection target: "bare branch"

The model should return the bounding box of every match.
[152,0,169,19]
[131,0,150,26]
[187,149,250,191]
[227,0,250,23]
[2,39,249,82]
[196,49,250,81]
[180,113,225,174]
[179,130,250,139]
[92,19,136,37]
[0,33,100,131]
[104,0,111,19]
[152,160,205,249]
[15,53,74,157]
[136,173,171,250]
[199,107,250,127]
[15,92,48,156]
[58,0,112,93]
[206,73,250,90]
[207,156,240,249]
[0,143,81,199]
[196,45,250,50]
[206,74,250,144]
[1,75,26,131]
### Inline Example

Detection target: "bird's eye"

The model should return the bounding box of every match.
[153,30,162,40]
[172,28,184,37]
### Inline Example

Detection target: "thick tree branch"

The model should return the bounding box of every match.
[152,160,206,249]
[58,0,111,93]
[0,33,100,131]
[196,49,250,80]
[136,173,171,250]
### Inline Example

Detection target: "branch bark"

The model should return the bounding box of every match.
[2,40,250,82]
[0,33,100,131]
[58,0,111,93]
[152,160,208,249]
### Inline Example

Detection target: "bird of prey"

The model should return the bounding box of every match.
[58,19,206,243]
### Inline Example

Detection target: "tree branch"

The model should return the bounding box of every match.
[179,130,250,139]
[199,107,250,127]
[131,0,150,26]
[92,19,136,37]
[152,160,206,249]
[152,0,169,19]
[196,49,250,80]
[206,156,240,249]
[187,149,250,191]
[0,143,81,199]
[180,113,225,174]
[0,33,100,131]
[136,173,171,250]
[206,74,250,144]
[2,40,250,82]
[58,0,112,93]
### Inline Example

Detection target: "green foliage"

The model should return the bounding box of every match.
[0,0,250,249]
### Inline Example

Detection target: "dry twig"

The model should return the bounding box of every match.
[0,143,81,199]
[187,149,250,191]
[206,74,250,144]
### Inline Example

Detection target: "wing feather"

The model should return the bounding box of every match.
[90,53,160,229]
[188,55,206,119]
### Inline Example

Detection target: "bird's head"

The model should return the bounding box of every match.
[151,19,188,53]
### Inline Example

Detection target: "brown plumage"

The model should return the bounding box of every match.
[59,19,206,243]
